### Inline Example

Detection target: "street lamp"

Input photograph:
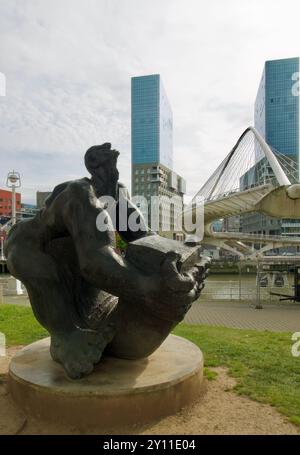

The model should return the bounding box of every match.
[6,171,21,225]
[6,170,23,295]
[0,234,5,261]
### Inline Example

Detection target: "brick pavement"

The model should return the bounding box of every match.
[184,300,300,332]
[2,294,300,333]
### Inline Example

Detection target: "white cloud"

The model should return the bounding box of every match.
[0,0,299,203]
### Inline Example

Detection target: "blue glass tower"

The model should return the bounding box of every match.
[255,57,299,165]
[241,57,300,237]
[131,74,173,169]
[131,74,185,239]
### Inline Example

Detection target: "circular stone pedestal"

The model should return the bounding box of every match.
[9,335,203,430]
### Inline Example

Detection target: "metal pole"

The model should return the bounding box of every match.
[255,260,263,309]
[11,184,16,225]
[6,171,23,296]
[12,184,23,294]
[239,261,242,302]
[0,237,4,261]
[250,127,291,186]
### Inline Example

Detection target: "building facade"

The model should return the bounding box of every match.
[242,57,300,237]
[36,191,51,209]
[0,188,21,217]
[131,74,185,239]
[255,57,299,165]
[223,215,240,233]
[131,74,173,169]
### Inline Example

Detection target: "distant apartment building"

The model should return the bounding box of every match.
[0,188,21,217]
[36,191,51,209]
[242,57,300,237]
[131,74,186,240]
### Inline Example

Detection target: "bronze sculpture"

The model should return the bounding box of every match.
[5,143,209,379]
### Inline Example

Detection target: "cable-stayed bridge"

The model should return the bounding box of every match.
[185,126,300,258]
[1,127,300,262]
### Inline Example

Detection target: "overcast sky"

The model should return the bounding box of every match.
[0,0,299,204]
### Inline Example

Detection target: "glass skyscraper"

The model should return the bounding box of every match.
[241,57,300,238]
[255,57,299,165]
[131,74,185,240]
[131,74,173,169]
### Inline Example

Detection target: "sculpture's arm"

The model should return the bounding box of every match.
[43,180,200,312]
[48,181,154,300]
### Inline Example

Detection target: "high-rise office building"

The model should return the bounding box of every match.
[132,74,173,169]
[131,74,186,239]
[255,57,299,165]
[241,57,300,237]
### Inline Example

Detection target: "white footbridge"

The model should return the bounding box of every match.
[185,127,300,258]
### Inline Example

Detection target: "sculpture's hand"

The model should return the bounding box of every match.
[148,251,210,322]
[161,251,195,291]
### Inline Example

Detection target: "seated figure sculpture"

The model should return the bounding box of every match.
[5,143,209,379]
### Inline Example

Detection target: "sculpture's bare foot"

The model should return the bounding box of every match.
[50,324,115,379]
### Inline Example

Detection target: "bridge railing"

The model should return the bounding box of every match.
[212,231,300,243]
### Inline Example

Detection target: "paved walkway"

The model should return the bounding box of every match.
[2,294,300,333]
[1,295,30,306]
[184,300,300,332]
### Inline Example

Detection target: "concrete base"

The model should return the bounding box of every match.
[9,335,204,430]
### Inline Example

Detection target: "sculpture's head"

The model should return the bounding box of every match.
[85,143,120,198]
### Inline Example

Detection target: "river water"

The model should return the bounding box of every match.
[204,272,294,302]
[0,272,295,302]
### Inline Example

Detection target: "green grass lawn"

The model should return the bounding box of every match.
[1,304,300,426]
[0,304,48,346]
[174,324,300,427]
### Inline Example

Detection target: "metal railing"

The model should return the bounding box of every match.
[201,280,295,303]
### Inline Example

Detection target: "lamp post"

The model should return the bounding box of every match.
[6,171,21,225]
[6,171,23,294]
[0,235,4,261]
